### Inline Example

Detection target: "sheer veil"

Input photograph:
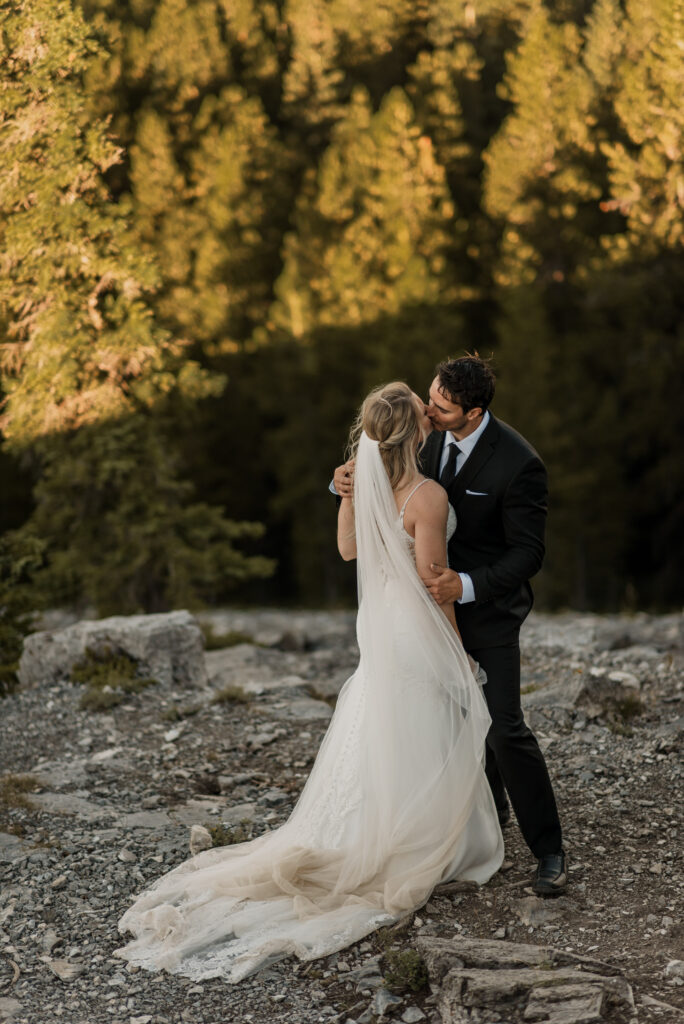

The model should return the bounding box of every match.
[115,431,503,982]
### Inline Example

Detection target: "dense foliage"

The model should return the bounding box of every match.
[1,0,682,613]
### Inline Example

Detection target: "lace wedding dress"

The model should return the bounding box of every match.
[116,434,504,982]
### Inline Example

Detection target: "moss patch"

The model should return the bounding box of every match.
[70,646,157,711]
[201,624,256,650]
[0,774,39,810]
[162,703,201,722]
[207,820,254,847]
[211,685,251,705]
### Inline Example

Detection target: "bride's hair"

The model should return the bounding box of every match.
[348,382,422,489]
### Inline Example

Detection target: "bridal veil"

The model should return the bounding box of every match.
[116,432,503,981]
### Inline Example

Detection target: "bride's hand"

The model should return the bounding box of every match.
[426,564,463,603]
[334,459,355,499]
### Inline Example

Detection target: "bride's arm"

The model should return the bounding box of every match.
[337,497,357,561]
[412,486,460,636]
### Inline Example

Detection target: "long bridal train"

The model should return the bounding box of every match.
[115,434,504,982]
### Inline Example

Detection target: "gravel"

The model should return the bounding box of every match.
[0,608,682,1024]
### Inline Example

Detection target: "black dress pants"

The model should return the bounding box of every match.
[468,643,562,859]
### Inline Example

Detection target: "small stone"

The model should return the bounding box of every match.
[514,896,564,927]
[189,824,213,856]
[163,726,184,743]
[0,997,22,1022]
[665,960,684,980]
[141,795,162,809]
[649,862,663,875]
[41,929,61,953]
[372,989,403,1015]
[401,1009,426,1023]
[337,960,351,972]
[130,1016,153,1024]
[51,875,68,890]
[607,669,640,689]
[48,959,84,981]
[118,848,137,863]
[493,927,507,939]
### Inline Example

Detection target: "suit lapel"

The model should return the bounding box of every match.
[419,431,445,481]
[447,415,500,505]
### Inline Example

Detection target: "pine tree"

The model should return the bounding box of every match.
[0,0,273,612]
[280,0,348,147]
[130,86,291,351]
[590,0,684,604]
[482,5,629,607]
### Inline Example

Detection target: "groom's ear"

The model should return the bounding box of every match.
[466,406,483,421]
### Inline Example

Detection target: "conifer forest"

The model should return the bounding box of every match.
[1,0,683,636]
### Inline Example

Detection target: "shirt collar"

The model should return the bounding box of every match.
[446,409,490,456]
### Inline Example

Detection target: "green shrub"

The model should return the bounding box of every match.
[382,948,429,994]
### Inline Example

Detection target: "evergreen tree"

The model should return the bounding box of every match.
[482,5,627,607]
[590,0,684,604]
[130,86,291,351]
[0,0,273,612]
[280,0,348,147]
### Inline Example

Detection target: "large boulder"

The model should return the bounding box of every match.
[18,610,206,689]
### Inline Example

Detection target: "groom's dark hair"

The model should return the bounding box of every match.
[436,353,495,413]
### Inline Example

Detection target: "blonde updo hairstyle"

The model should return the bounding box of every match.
[348,382,423,490]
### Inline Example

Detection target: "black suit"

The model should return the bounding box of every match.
[421,416,562,858]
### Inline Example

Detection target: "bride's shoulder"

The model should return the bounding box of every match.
[411,477,449,519]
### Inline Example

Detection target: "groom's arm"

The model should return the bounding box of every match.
[468,457,547,604]
[331,461,354,501]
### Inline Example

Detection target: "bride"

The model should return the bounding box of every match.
[116,382,504,982]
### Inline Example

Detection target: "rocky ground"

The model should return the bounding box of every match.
[0,608,682,1024]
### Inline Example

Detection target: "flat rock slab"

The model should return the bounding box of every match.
[267,696,333,720]
[169,797,231,826]
[31,792,117,822]
[416,935,635,1023]
[0,832,33,864]
[114,810,173,829]
[18,610,206,689]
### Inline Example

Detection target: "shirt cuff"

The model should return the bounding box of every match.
[457,572,475,604]
[329,480,339,496]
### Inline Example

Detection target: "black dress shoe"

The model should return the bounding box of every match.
[533,850,567,896]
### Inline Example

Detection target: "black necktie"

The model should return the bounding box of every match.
[439,443,461,486]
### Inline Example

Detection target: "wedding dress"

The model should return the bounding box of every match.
[116,434,503,982]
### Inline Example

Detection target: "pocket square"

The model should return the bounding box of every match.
[465,489,488,496]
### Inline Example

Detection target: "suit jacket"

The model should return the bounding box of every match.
[420,415,547,650]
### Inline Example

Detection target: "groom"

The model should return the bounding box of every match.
[334,355,566,895]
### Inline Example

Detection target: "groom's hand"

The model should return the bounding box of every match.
[333,459,355,499]
[426,565,463,603]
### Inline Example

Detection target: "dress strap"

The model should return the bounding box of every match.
[399,478,429,522]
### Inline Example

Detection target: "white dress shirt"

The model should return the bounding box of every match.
[439,410,490,605]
